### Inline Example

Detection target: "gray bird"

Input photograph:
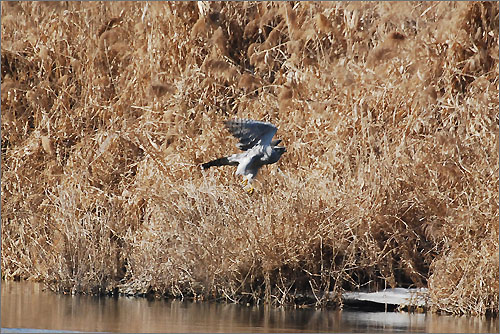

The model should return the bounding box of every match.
[202,119,286,194]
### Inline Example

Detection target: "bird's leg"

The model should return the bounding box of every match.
[240,176,254,194]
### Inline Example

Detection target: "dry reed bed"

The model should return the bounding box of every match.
[1,1,498,316]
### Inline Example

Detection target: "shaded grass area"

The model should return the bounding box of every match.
[1,1,498,316]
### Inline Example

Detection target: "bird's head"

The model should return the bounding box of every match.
[271,146,286,162]
[276,146,286,154]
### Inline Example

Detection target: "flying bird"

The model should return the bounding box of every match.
[202,119,286,194]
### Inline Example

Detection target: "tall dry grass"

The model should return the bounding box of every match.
[1,1,498,316]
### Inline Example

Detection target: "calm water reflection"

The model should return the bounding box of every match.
[2,281,498,333]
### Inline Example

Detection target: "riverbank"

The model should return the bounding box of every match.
[1,2,498,316]
[3,281,499,333]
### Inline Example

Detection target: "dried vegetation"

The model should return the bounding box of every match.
[1,1,498,316]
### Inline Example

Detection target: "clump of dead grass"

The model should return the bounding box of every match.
[1,1,498,316]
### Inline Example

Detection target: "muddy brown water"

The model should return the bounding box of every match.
[2,281,498,333]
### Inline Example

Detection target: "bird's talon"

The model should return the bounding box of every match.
[242,183,254,194]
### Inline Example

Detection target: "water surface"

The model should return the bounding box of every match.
[2,281,498,333]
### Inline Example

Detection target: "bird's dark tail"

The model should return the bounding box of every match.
[202,157,237,170]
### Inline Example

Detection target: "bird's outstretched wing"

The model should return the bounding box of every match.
[224,119,277,151]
